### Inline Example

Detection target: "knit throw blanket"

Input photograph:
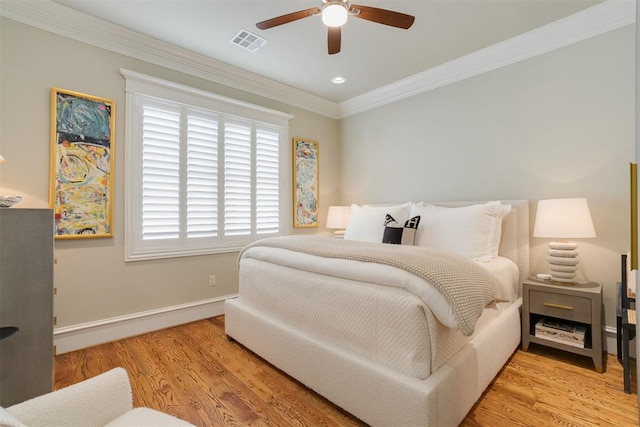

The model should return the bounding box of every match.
[241,236,500,336]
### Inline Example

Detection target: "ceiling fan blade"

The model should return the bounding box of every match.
[350,5,415,29]
[328,26,341,55]
[256,7,321,30]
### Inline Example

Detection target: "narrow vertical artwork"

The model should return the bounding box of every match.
[50,88,115,238]
[293,137,319,228]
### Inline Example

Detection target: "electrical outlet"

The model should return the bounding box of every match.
[209,275,216,287]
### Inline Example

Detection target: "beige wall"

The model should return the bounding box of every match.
[0,18,340,327]
[339,25,636,329]
[1,15,635,336]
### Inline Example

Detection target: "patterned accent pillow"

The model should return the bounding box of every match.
[383,214,421,245]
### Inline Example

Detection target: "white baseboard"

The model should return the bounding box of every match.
[54,294,237,354]
[54,303,635,360]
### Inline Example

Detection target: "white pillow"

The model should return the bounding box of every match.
[489,204,511,257]
[344,203,411,243]
[409,201,511,260]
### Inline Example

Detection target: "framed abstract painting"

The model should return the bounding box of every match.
[293,137,319,228]
[50,88,115,239]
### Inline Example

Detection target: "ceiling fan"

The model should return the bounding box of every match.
[256,0,415,55]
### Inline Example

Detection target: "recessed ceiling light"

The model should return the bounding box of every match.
[331,76,346,84]
[230,29,268,52]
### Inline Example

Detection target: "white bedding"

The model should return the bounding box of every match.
[239,246,519,380]
[475,256,520,302]
[243,245,518,329]
[227,199,530,426]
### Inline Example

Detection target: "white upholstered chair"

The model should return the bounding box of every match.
[0,367,194,426]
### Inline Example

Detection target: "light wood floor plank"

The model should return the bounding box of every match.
[54,317,638,426]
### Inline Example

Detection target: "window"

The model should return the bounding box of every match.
[122,69,293,261]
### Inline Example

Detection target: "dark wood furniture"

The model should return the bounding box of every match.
[617,253,636,393]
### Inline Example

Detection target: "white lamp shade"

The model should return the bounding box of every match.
[533,198,596,239]
[0,154,5,163]
[326,205,350,229]
[322,2,348,27]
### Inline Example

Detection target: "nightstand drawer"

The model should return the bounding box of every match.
[529,290,591,323]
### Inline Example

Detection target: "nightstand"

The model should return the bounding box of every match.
[522,278,603,372]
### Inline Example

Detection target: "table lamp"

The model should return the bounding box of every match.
[326,205,350,237]
[533,198,596,284]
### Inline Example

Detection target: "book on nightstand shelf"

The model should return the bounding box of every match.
[535,318,586,348]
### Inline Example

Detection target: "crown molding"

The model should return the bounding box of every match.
[0,0,634,120]
[0,0,341,119]
[338,0,635,118]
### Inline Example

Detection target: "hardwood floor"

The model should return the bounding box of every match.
[462,344,638,427]
[55,316,638,426]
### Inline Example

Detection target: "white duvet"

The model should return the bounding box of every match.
[243,246,519,330]
[238,245,520,379]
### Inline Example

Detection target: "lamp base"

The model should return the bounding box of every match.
[546,241,579,284]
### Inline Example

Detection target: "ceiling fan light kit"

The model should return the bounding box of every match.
[256,1,415,55]
[322,1,349,27]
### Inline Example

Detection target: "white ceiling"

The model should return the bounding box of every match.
[50,0,603,104]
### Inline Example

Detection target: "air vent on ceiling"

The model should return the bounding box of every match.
[230,29,267,53]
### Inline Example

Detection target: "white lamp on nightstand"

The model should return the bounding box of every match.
[326,205,350,237]
[533,198,596,284]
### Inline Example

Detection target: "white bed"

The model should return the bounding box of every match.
[225,200,529,426]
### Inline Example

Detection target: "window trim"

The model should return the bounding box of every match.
[121,69,294,261]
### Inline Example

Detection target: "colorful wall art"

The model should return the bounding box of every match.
[50,88,115,238]
[293,137,319,228]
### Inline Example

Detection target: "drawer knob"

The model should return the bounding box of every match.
[543,302,574,310]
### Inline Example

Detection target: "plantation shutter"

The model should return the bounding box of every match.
[256,126,280,234]
[224,120,252,236]
[141,100,181,241]
[186,111,218,238]
[123,69,291,261]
